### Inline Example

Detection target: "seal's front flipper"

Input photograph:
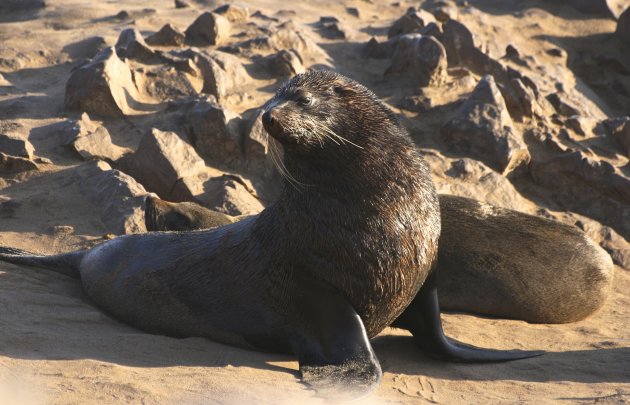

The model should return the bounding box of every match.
[289,276,382,400]
[393,272,544,362]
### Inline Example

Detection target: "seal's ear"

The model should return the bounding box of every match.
[333,84,356,96]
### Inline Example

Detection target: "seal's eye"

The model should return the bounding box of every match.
[298,96,313,106]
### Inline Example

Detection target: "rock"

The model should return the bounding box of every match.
[385,34,447,87]
[616,7,630,43]
[530,151,630,239]
[316,18,351,40]
[119,129,206,201]
[610,120,630,157]
[242,108,281,180]
[269,22,329,61]
[398,94,434,112]
[388,7,436,38]
[197,174,264,216]
[115,28,156,61]
[185,12,231,46]
[442,19,510,84]
[258,49,305,77]
[185,96,243,168]
[0,152,38,174]
[363,37,397,59]
[0,134,34,159]
[65,47,146,117]
[146,24,186,47]
[425,154,534,212]
[72,121,129,162]
[61,36,108,60]
[441,75,530,174]
[213,4,249,23]
[174,49,249,100]
[174,0,190,8]
[499,78,543,122]
[565,115,593,137]
[346,7,360,17]
[59,112,100,145]
[546,92,581,116]
[76,160,148,234]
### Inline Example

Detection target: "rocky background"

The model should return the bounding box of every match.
[0,0,629,404]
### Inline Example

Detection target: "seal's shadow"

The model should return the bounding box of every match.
[1,265,628,384]
[372,335,630,384]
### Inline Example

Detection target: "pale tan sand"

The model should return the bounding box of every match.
[0,0,629,403]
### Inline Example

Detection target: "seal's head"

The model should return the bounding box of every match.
[262,70,403,158]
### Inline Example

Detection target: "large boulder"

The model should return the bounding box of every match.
[185,97,243,168]
[441,75,530,174]
[385,34,447,87]
[119,129,206,201]
[76,160,149,234]
[66,113,129,161]
[387,7,436,38]
[185,12,231,46]
[65,47,147,117]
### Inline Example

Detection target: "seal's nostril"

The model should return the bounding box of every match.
[262,111,274,128]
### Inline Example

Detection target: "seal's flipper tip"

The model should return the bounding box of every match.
[300,359,382,401]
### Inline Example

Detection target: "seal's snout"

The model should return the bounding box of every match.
[262,110,275,130]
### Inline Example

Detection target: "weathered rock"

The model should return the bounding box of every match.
[316,16,351,40]
[442,19,511,84]
[611,121,630,156]
[65,47,145,117]
[617,7,630,44]
[72,120,129,162]
[346,7,360,17]
[425,153,534,212]
[0,152,38,174]
[185,12,231,46]
[62,36,108,60]
[242,108,281,180]
[120,129,206,201]
[441,75,530,174]
[388,7,436,38]
[0,134,34,159]
[115,28,156,61]
[174,0,190,8]
[185,97,243,168]
[385,34,447,87]
[258,49,305,77]
[499,78,543,122]
[213,4,249,23]
[146,24,185,47]
[197,174,264,216]
[398,93,434,112]
[566,115,593,137]
[174,49,248,100]
[76,160,148,234]
[530,150,630,239]
[546,92,580,116]
[363,37,397,59]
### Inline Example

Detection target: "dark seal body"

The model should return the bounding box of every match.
[143,195,613,324]
[0,71,540,399]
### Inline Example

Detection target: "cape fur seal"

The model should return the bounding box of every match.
[0,71,541,399]
[145,195,613,324]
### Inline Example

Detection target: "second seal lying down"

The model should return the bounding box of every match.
[0,71,541,398]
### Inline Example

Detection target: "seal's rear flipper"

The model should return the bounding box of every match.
[0,246,84,279]
[289,276,382,400]
[393,272,544,362]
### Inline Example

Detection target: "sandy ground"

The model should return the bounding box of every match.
[0,0,629,404]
